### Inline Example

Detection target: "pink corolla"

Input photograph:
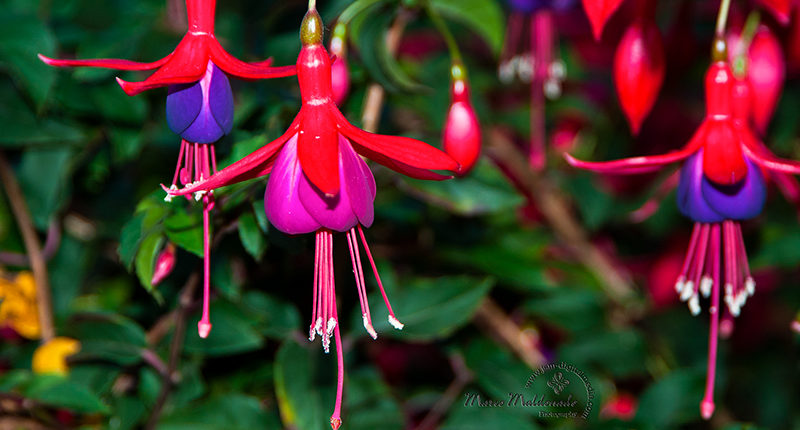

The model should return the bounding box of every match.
[167,9,458,429]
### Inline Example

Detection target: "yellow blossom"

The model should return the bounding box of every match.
[0,271,40,339]
[32,337,81,375]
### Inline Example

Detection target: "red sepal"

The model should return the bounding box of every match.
[333,109,459,173]
[297,106,341,195]
[564,135,702,174]
[582,0,625,40]
[37,53,171,71]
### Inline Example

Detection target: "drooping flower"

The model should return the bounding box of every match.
[565,42,800,419]
[40,0,296,339]
[613,0,665,135]
[32,337,81,375]
[167,9,458,429]
[443,63,481,175]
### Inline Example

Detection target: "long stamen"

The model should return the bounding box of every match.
[357,225,404,330]
[347,228,376,339]
[735,224,755,299]
[701,223,722,419]
[688,225,710,315]
[723,221,740,316]
[677,223,702,295]
[310,232,321,341]
[197,144,213,339]
[166,140,188,201]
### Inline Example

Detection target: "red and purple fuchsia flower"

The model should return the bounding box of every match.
[39,0,296,338]
[566,38,800,419]
[167,8,458,429]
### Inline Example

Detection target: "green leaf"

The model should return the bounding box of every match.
[558,329,647,378]
[17,146,74,229]
[428,0,505,55]
[345,367,404,430]
[366,270,493,341]
[239,291,301,340]
[183,300,263,356]
[404,159,525,216]
[0,12,56,107]
[635,369,706,429]
[135,231,164,299]
[67,313,147,366]
[274,340,326,430]
[25,374,110,414]
[164,209,204,258]
[0,81,84,147]
[159,394,279,430]
[238,210,266,260]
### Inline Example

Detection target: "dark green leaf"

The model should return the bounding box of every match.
[238,210,266,260]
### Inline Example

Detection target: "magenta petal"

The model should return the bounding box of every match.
[340,135,376,227]
[265,135,321,235]
[298,146,359,233]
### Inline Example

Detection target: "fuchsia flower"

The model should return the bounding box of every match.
[167,9,458,429]
[566,41,800,419]
[613,0,665,135]
[443,64,481,175]
[39,0,296,339]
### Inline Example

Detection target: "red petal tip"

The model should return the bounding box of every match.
[115,77,139,96]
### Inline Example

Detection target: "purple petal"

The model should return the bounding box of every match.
[508,0,546,13]
[165,62,233,144]
[677,150,726,223]
[701,155,766,220]
[209,63,234,135]
[264,135,321,235]
[166,81,202,136]
[339,135,376,227]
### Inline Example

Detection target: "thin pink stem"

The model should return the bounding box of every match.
[679,223,702,280]
[701,223,722,419]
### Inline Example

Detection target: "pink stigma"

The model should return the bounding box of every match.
[700,399,715,420]
[198,320,212,339]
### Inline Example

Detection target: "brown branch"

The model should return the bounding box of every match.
[0,152,55,342]
[485,128,635,304]
[414,354,472,430]
[473,298,547,369]
[144,272,199,430]
[360,9,412,133]
[0,221,61,267]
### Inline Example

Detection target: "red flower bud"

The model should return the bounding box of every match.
[614,16,665,135]
[757,0,793,25]
[330,22,350,106]
[747,26,785,135]
[601,393,638,420]
[581,0,625,40]
[151,243,176,286]
[443,66,481,176]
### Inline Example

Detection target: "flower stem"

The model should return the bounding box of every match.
[715,0,732,37]
[426,3,463,65]
[0,152,55,342]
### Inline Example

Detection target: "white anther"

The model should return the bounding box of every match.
[680,282,695,301]
[164,185,178,202]
[363,314,377,340]
[388,315,404,330]
[688,295,701,316]
[327,318,337,335]
[700,276,713,298]
[675,276,686,293]
[745,277,755,296]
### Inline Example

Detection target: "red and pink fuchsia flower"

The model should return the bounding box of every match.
[167,9,458,429]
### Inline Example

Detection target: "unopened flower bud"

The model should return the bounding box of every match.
[443,64,481,176]
[330,22,350,106]
[151,243,176,286]
[747,26,785,134]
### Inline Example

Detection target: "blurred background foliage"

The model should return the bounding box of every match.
[0,0,799,429]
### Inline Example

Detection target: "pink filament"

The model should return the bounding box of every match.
[701,223,722,419]
[357,225,399,321]
[197,143,216,339]
[347,228,375,337]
